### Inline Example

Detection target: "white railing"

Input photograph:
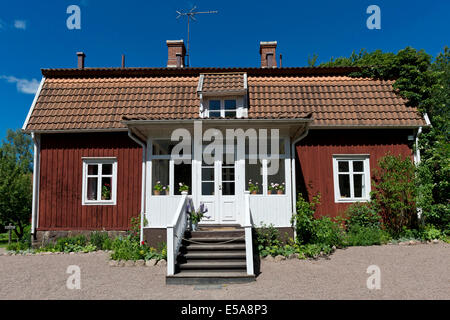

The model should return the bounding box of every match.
[166,191,191,276]
[243,191,254,276]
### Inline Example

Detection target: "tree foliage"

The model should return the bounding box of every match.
[318,46,450,231]
[0,129,33,239]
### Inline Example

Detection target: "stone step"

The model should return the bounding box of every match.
[184,237,245,244]
[183,243,246,251]
[183,251,246,260]
[166,271,255,285]
[179,261,247,270]
[187,230,244,239]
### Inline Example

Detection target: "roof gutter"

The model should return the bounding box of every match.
[127,128,147,243]
[122,117,313,126]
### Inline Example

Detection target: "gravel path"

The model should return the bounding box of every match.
[0,243,449,300]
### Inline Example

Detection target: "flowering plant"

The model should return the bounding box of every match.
[269,182,285,191]
[178,182,189,192]
[154,181,164,192]
[248,179,259,193]
[189,202,209,225]
[101,183,111,200]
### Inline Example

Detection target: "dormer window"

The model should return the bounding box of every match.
[208,99,237,118]
[197,73,248,119]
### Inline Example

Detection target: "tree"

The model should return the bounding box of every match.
[0,129,33,239]
[318,46,450,232]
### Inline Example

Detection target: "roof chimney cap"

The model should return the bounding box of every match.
[166,40,186,68]
[259,41,278,68]
[77,52,86,69]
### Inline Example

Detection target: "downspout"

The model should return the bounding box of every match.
[128,129,147,243]
[414,112,432,221]
[30,132,40,239]
[290,126,310,239]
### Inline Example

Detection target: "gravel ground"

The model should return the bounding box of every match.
[0,243,449,300]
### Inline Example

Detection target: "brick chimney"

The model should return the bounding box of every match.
[166,40,186,68]
[260,41,277,68]
[77,52,86,69]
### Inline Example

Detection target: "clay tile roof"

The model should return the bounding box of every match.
[23,68,427,132]
[199,73,246,94]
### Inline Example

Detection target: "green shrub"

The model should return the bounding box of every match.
[102,237,113,250]
[420,225,442,241]
[371,154,418,236]
[55,235,87,252]
[7,241,30,251]
[90,231,109,250]
[346,202,381,229]
[344,225,391,246]
[110,236,166,261]
[291,193,321,244]
[311,217,345,247]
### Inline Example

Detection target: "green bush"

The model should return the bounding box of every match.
[291,193,321,244]
[420,225,442,241]
[346,202,381,229]
[7,241,30,251]
[55,235,87,252]
[371,154,418,236]
[344,225,391,246]
[90,231,110,250]
[110,236,166,261]
[310,217,345,247]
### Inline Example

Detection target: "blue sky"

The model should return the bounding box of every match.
[0,0,448,141]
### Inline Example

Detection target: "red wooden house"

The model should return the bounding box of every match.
[23,41,428,281]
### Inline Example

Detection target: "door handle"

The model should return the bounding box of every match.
[218,185,222,190]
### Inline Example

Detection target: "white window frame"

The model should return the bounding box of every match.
[332,155,371,203]
[205,97,245,118]
[151,139,192,196]
[82,158,118,205]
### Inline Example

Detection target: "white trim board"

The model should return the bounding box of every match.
[22,77,45,131]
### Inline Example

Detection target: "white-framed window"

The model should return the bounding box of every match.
[82,158,118,205]
[332,155,371,203]
[245,138,288,195]
[207,98,238,118]
[151,139,192,196]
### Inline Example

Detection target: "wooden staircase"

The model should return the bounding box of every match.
[166,225,255,285]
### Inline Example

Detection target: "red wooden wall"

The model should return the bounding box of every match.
[37,132,142,231]
[296,129,415,218]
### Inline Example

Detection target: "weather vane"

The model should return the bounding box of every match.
[176,6,218,67]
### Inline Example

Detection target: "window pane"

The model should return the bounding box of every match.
[222,167,234,182]
[222,182,235,195]
[246,160,262,194]
[353,161,364,172]
[102,163,112,175]
[338,174,351,198]
[174,162,191,195]
[209,100,221,118]
[224,100,236,118]
[202,167,214,181]
[88,164,98,175]
[87,177,98,200]
[152,159,169,195]
[338,161,349,172]
[267,159,285,194]
[101,177,112,200]
[202,182,214,195]
[353,174,364,198]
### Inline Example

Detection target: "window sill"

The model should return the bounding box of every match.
[335,198,369,203]
[82,201,116,206]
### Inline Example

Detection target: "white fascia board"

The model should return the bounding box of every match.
[22,77,45,131]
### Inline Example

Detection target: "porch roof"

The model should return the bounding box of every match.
[23,67,427,133]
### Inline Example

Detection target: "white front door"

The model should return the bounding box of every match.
[199,154,237,224]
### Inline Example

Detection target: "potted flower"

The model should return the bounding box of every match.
[268,182,278,195]
[154,181,163,195]
[162,185,169,195]
[248,179,259,195]
[189,203,209,231]
[179,182,189,193]
[277,182,285,195]
[101,183,111,200]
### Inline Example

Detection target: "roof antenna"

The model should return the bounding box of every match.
[176,5,218,67]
